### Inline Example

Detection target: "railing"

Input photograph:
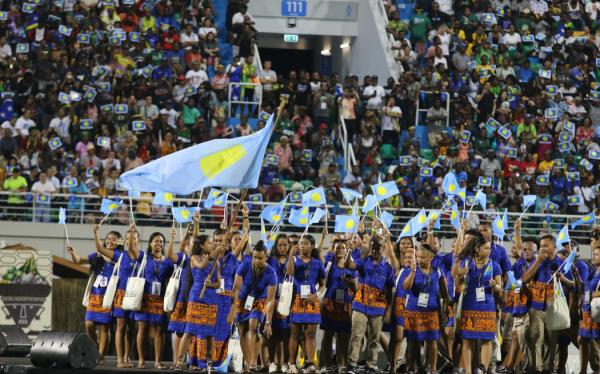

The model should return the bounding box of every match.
[227,82,263,119]
[415,90,451,128]
[0,192,595,245]
[337,113,350,173]
[373,0,401,80]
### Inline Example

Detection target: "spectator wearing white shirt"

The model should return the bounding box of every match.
[362,75,385,111]
[231,5,254,34]
[15,110,36,137]
[31,172,56,222]
[381,97,403,145]
[574,180,595,213]
[198,18,217,39]
[138,96,160,127]
[342,164,365,196]
[0,37,12,64]
[185,61,209,88]
[1,117,18,138]
[530,0,548,16]
[180,24,200,50]
[159,101,179,129]
[503,25,522,47]
[49,108,72,144]
[260,60,278,106]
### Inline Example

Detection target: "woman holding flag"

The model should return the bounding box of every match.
[268,234,292,373]
[66,229,121,366]
[167,213,199,369]
[403,243,449,374]
[94,224,138,368]
[285,235,326,374]
[129,227,175,369]
[173,235,222,371]
[453,232,502,374]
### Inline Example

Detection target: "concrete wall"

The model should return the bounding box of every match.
[250,0,396,80]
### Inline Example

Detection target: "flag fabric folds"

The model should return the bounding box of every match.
[571,212,596,229]
[100,198,122,215]
[119,113,275,194]
[335,215,359,233]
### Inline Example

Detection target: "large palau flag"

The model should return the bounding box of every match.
[119,113,275,194]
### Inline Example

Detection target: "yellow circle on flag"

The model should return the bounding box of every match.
[109,203,118,211]
[212,191,219,197]
[311,193,321,202]
[377,186,387,196]
[449,184,456,193]
[558,232,564,240]
[497,221,504,229]
[165,193,173,202]
[299,217,308,225]
[301,207,308,215]
[418,215,426,224]
[583,215,590,220]
[272,214,281,222]
[345,219,355,229]
[431,213,438,220]
[403,224,410,233]
[181,210,189,219]
[451,211,457,220]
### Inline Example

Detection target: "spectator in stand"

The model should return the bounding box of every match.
[3,166,28,221]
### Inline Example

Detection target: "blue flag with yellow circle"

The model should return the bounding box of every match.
[119,113,276,194]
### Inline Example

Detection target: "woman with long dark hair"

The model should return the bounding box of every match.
[94,224,137,368]
[266,234,291,372]
[173,234,222,371]
[66,229,122,365]
[129,228,175,369]
[285,235,325,374]
[452,232,502,374]
[228,240,278,372]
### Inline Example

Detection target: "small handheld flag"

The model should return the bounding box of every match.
[420,167,433,177]
[590,149,600,160]
[132,121,146,131]
[399,218,416,238]
[450,205,461,231]
[372,180,399,201]
[335,215,359,233]
[545,201,559,211]
[289,192,302,203]
[379,211,394,229]
[538,133,552,144]
[97,137,111,148]
[398,156,412,166]
[100,198,122,215]
[49,137,63,151]
[80,119,93,130]
[173,207,194,223]
[567,195,581,206]
[492,210,508,239]
[536,175,549,186]
[153,191,174,206]
[302,149,312,162]
[362,195,377,214]
[265,154,279,166]
[340,188,362,203]
[62,177,78,188]
[571,212,596,229]
[58,207,66,225]
[478,177,492,187]
[442,172,460,196]
[114,104,128,114]
[497,126,512,139]
[460,130,471,143]
[302,187,326,207]
[556,224,570,247]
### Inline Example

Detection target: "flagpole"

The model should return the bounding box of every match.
[98,212,111,226]
[517,201,534,221]
[200,189,248,299]
[129,196,136,225]
[63,224,70,248]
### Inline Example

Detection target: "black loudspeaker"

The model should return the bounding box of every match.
[0,325,31,356]
[30,331,99,369]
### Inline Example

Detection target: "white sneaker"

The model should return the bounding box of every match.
[288,364,298,374]
[282,363,289,373]
[269,363,278,373]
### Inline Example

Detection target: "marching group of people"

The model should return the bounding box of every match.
[67,202,600,374]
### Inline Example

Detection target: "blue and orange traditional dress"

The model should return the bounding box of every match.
[186,260,220,368]
[394,267,411,327]
[510,258,533,319]
[352,256,395,318]
[133,252,174,325]
[168,252,190,333]
[235,259,277,323]
[210,251,239,367]
[528,256,566,312]
[320,262,356,332]
[112,250,136,319]
[268,256,290,330]
[290,257,325,324]
[459,259,501,341]
[85,253,115,324]
[580,270,600,339]
[404,268,443,341]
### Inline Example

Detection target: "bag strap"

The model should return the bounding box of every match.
[137,252,147,277]
[395,268,404,289]
[112,253,123,276]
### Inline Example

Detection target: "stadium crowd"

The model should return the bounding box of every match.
[0,0,599,220]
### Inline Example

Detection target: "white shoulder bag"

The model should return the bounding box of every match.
[102,254,123,309]
[82,273,96,307]
[277,275,294,317]
[546,277,570,330]
[164,255,185,312]
[122,253,147,311]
